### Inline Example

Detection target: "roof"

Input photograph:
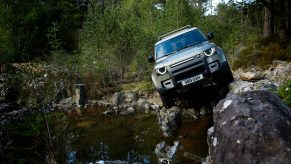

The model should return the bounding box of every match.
[155,27,198,46]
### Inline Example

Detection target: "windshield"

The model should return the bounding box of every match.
[155,29,207,59]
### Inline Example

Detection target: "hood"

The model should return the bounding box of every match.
[154,42,214,69]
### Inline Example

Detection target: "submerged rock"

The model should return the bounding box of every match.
[154,141,179,162]
[207,90,291,164]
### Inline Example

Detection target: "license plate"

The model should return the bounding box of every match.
[182,74,203,86]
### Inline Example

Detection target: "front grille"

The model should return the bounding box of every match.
[172,60,203,74]
[174,65,206,82]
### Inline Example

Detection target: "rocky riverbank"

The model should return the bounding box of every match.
[203,60,291,164]
[205,90,291,164]
[0,60,290,163]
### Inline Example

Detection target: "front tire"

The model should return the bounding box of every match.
[224,63,234,84]
[218,62,234,86]
[159,93,174,109]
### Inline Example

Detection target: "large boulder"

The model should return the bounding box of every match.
[207,90,291,164]
[158,106,182,137]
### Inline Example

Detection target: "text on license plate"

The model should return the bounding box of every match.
[182,74,204,86]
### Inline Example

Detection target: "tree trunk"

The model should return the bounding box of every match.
[263,0,274,38]
[275,0,287,39]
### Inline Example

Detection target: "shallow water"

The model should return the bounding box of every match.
[1,108,212,163]
[50,108,212,163]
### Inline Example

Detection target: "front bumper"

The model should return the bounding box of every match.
[156,61,230,95]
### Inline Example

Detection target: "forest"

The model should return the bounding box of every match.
[0,0,291,84]
[1,1,291,163]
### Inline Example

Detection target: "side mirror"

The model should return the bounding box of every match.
[148,55,155,63]
[207,32,214,40]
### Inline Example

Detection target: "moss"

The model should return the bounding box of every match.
[278,80,291,106]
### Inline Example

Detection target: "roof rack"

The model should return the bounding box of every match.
[158,25,192,40]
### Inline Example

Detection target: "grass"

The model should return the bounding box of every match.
[233,40,291,69]
[121,80,155,92]
[278,80,291,106]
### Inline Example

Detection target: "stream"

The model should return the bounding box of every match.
[53,108,211,163]
[1,107,212,164]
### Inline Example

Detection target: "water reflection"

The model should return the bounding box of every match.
[50,109,211,163]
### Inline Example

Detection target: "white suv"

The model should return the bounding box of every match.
[148,25,234,108]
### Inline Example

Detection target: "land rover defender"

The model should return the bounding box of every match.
[148,25,234,108]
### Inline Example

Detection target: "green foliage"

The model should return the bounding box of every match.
[278,80,291,106]
[0,0,84,62]
[9,112,44,136]
[47,23,62,51]
[0,27,16,63]
[79,0,206,84]
[3,0,287,88]
[286,44,291,59]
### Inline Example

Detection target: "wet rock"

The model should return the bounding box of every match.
[95,160,128,164]
[123,90,138,103]
[137,98,151,110]
[103,110,115,116]
[112,92,124,106]
[200,107,207,117]
[154,141,179,162]
[158,106,182,137]
[183,108,199,120]
[119,107,135,115]
[208,90,291,164]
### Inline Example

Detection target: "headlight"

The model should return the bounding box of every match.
[156,67,167,76]
[204,47,216,56]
